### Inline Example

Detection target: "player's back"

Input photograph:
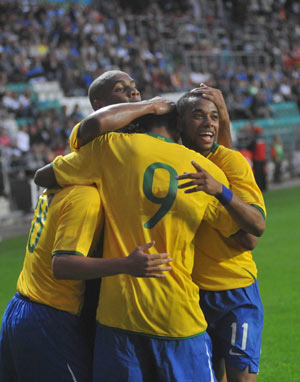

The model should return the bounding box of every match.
[78,133,237,337]
[53,132,239,336]
[17,185,101,315]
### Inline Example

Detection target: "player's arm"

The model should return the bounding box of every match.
[35,139,97,189]
[34,98,176,187]
[77,97,175,147]
[177,160,266,237]
[191,84,232,148]
[231,230,258,251]
[52,241,172,280]
[34,163,59,188]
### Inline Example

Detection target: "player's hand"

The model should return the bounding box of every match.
[191,84,230,122]
[144,97,176,115]
[125,241,172,278]
[176,160,223,196]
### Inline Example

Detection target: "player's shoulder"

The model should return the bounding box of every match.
[212,145,250,167]
[180,144,228,183]
[68,122,81,152]
[95,131,135,145]
[64,185,100,208]
[220,145,249,159]
[70,184,99,197]
[179,143,220,166]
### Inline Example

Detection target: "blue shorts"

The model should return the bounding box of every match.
[200,280,264,373]
[93,324,217,382]
[0,293,92,382]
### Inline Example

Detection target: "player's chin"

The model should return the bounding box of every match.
[195,141,213,153]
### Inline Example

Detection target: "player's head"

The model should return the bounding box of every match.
[177,92,219,156]
[136,108,180,142]
[88,70,141,111]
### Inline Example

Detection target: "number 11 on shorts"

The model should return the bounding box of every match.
[231,322,248,350]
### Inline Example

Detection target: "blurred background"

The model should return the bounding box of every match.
[0,0,300,235]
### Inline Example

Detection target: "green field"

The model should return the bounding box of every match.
[0,186,300,380]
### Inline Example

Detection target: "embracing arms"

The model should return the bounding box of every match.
[177,160,266,238]
[76,97,175,147]
[53,241,172,280]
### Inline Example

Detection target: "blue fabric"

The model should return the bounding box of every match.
[0,293,92,382]
[200,280,264,373]
[216,184,233,205]
[93,325,216,382]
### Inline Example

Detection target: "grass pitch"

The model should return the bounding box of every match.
[0,186,299,380]
[254,186,300,381]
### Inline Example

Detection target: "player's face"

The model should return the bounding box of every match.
[102,73,141,106]
[179,98,219,157]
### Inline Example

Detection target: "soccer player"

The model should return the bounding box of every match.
[176,86,266,382]
[33,69,177,354]
[0,184,172,382]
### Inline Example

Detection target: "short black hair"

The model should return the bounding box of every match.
[137,109,178,133]
[176,92,203,117]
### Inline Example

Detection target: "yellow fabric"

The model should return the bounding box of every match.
[192,145,266,291]
[68,123,81,152]
[53,132,239,338]
[17,185,103,315]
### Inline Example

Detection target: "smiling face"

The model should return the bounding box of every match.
[178,96,219,156]
[102,72,141,106]
[89,71,141,110]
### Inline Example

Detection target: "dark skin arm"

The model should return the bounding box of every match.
[77,97,175,147]
[34,98,176,188]
[177,161,266,237]
[34,164,58,188]
[232,230,258,251]
[191,84,232,149]
[52,241,173,280]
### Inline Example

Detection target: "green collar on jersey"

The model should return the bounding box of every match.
[210,141,219,153]
[145,132,175,143]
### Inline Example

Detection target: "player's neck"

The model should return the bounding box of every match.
[149,127,179,142]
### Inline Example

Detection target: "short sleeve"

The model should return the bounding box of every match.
[68,123,81,152]
[52,186,103,257]
[53,139,102,187]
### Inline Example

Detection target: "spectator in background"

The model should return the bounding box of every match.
[2,91,20,114]
[0,0,300,175]
[69,104,84,124]
[0,127,11,149]
[250,91,273,119]
[271,134,284,183]
[248,124,268,191]
[16,125,30,155]
[17,88,35,118]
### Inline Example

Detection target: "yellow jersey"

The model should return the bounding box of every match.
[52,132,239,338]
[68,123,80,152]
[192,144,266,291]
[17,185,103,315]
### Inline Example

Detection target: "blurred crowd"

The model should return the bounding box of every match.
[0,0,299,183]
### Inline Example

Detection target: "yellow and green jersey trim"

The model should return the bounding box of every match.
[52,251,85,257]
[145,132,175,143]
[252,204,266,219]
[210,141,219,154]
